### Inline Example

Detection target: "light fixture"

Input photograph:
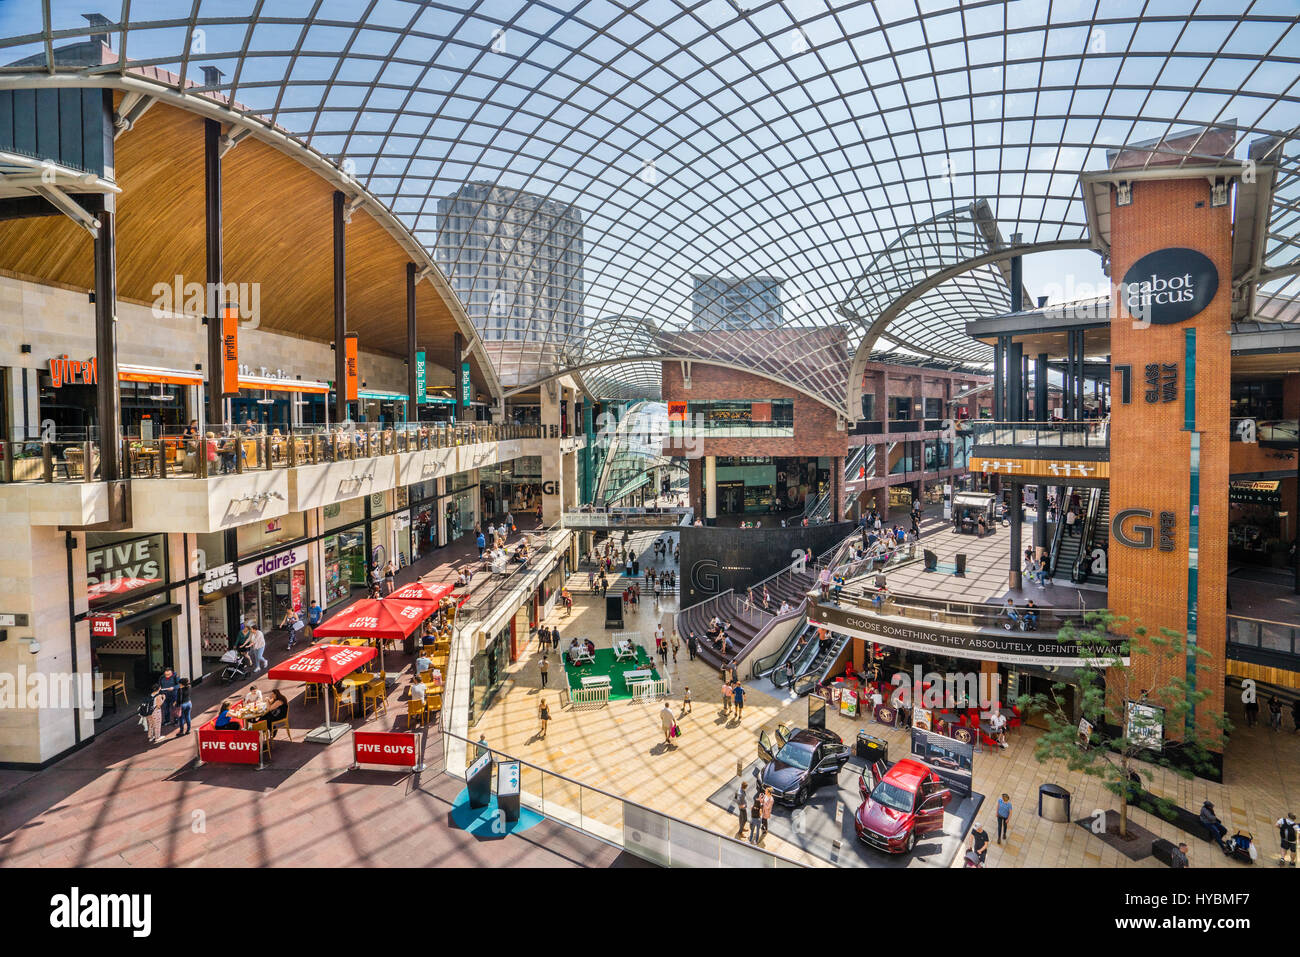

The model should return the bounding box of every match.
[1115,181,1132,206]
[1210,179,1229,207]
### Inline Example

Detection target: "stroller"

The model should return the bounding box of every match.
[218,649,251,685]
[1222,829,1258,864]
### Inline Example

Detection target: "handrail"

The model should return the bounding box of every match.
[750,615,809,679]
[1048,485,1072,576]
[969,419,1109,448]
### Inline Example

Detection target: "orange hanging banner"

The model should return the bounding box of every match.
[221,305,240,398]
[344,334,359,402]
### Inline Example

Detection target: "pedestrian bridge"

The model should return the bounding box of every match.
[561,506,692,529]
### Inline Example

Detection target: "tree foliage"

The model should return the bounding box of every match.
[1016,609,1230,838]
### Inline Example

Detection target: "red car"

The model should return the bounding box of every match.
[854,758,951,854]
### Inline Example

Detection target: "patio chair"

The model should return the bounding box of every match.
[304,682,321,703]
[333,688,354,722]
[362,680,387,718]
[248,720,272,759]
[269,707,292,741]
[406,699,426,730]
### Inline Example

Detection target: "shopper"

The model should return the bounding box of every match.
[384,560,397,594]
[969,821,990,865]
[174,677,192,736]
[660,701,677,747]
[760,786,774,839]
[158,668,179,729]
[1244,695,1259,727]
[306,599,322,640]
[735,780,750,838]
[681,686,692,715]
[538,697,551,740]
[721,680,733,716]
[476,530,486,558]
[281,605,305,651]
[1269,695,1283,731]
[139,684,164,745]
[1170,842,1189,868]
[732,681,746,720]
[687,632,698,660]
[995,793,1012,843]
[749,789,764,844]
[539,655,549,688]
[1277,813,1297,866]
[247,621,268,672]
[670,629,679,663]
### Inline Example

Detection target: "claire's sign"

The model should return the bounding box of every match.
[197,728,262,765]
[353,730,418,768]
[1121,247,1218,325]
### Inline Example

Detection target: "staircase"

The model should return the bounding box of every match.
[804,445,871,524]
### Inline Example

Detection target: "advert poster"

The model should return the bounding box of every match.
[344,334,359,402]
[221,305,240,398]
[910,727,974,798]
[912,707,933,733]
[873,702,898,728]
[839,687,858,717]
[1125,700,1164,752]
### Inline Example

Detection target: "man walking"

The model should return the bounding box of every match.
[968,821,990,866]
[539,655,549,689]
[732,681,746,720]
[687,631,698,661]
[307,599,322,640]
[1276,813,1297,866]
[995,793,1012,843]
[476,530,486,559]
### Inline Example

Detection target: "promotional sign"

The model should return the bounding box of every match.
[466,750,493,809]
[221,304,241,398]
[497,760,521,823]
[912,707,932,732]
[415,351,427,404]
[1125,700,1165,752]
[353,730,418,769]
[970,457,1109,481]
[872,703,898,728]
[910,728,974,797]
[1120,247,1219,326]
[839,687,858,717]
[197,728,262,765]
[88,614,117,638]
[667,401,687,421]
[344,334,359,402]
[808,599,1128,667]
[460,361,472,405]
[237,547,305,586]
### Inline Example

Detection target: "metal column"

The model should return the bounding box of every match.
[93,202,121,481]
[333,190,348,425]
[204,118,225,428]
[406,261,418,423]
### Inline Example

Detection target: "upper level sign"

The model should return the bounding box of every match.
[1121,247,1218,326]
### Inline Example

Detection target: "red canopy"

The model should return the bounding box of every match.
[266,644,376,683]
[310,599,426,641]
[387,581,454,606]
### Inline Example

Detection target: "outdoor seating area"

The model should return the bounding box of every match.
[561,641,661,701]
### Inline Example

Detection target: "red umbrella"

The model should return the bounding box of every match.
[311,599,427,676]
[267,643,377,741]
[388,580,454,606]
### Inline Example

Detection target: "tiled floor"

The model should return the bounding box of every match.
[475,577,1300,869]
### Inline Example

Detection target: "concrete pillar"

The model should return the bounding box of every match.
[704,455,717,525]
[540,385,566,524]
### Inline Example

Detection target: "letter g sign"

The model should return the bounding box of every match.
[1111,508,1153,549]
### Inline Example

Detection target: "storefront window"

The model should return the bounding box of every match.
[324,530,367,605]
[236,512,306,557]
[324,497,365,532]
[85,532,167,611]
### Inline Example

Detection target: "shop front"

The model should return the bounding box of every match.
[468,624,512,726]
[358,389,409,426]
[237,545,309,632]
[39,358,202,440]
[405,479,440,560]
[323,498,368,606]
[85,531,177,697]
[1228,481,1293,567]
[444,472,477,543]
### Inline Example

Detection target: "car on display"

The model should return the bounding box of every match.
[854,758,951,854]
[756,724,853,807]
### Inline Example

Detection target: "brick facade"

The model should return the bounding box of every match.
[661,361,847,460]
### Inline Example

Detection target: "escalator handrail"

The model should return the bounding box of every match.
[1048,484,1072,574]
[751,617,810,680]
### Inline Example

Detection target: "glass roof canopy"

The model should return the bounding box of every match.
[1,1,1298,412]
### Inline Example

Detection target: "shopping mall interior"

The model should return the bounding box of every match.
[0,2,1297,896]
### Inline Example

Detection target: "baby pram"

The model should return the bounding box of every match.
[218,648,250,685]
[1221,829,1258,863]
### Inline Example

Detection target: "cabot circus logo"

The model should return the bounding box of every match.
[1121,247,1218,326]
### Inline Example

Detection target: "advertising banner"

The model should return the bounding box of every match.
[344,334,359,402]
[808,600,1128,667]
[197,728,262,765]
[353,730,418,768]
[839,687,858,717]
[910,728,974,797]
[415,351,427,404]
[221,305,240,398]
[460,361,472,405]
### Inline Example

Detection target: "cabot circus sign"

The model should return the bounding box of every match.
[237,547,305,585]
[1121,247,1218,325]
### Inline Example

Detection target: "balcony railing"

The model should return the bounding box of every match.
[969,419,1109,449]
[822,586,1093,634]
[1227,614,1300,666]
[0,422,543,484]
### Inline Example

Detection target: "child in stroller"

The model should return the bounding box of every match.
[1222,829,1258,863]
[218,648,252,685]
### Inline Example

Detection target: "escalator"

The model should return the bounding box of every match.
[1071,486,1109,585]
[770,623,820,688]
[791,631,851,697]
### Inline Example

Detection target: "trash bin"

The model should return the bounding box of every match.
[856,730,888,763]
[1038,783,1071,822]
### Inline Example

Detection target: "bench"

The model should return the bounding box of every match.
[580,675,611,689]
[1152,838,1180,867]
[1129,787,1215,842]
